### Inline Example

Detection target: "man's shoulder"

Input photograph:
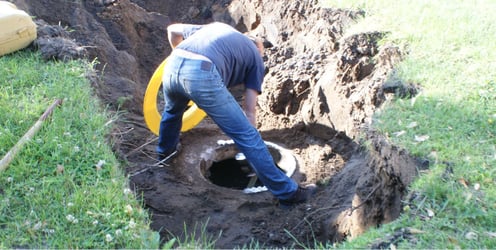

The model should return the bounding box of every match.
[207,22,234,28]
[204,22,237,32]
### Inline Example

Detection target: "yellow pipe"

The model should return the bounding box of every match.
[143,58,206,135]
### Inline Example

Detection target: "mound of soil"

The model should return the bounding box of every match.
[12,0,422,248]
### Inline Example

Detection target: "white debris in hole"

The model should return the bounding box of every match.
[217,140,297,194]
[243,186,268,194]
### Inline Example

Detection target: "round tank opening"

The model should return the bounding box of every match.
[201,140,297,193]
[208,157,264,190]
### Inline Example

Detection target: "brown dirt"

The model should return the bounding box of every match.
[12,0,422,248]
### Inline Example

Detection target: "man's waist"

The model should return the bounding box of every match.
[172,49,212,63]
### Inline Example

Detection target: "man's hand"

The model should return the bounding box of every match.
[244,88,258,127]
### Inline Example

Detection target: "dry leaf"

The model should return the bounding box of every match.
[407,227,425,234]
[410,92,421,106]
[125,204,133,215]
[406,121,418,129]
[414,135,430,142]
[95,160,105,171]
[465,231,478,240]
[448,236,459,245]
[464,192,473,204]
[426,209,435,217]
[458,178,469,188]
[393,131,406,137]
[485,232,496,238]
[56,164,64,174]
[429,151,438,158]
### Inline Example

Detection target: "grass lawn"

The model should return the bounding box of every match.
[321,0,496,248]
[0,51,160,248]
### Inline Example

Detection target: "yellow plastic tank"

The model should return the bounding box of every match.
[0,1,37,56]
[143,57,206,135]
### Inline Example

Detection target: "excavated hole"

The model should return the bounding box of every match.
[18,0,421,248]
[200,141,296,192]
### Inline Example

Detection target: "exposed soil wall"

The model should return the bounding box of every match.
[11,0,421,248]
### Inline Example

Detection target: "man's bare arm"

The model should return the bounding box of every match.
[244,88,259,127]
[167,23,185,48]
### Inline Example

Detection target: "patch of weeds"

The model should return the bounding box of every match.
[174,219,221,249]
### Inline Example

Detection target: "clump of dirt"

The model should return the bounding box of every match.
[33,19,87,61]
[13,0,422,248]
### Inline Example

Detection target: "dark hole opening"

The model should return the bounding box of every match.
[208,157,285,190]
[206,145,288,190]
[208,158,263,189]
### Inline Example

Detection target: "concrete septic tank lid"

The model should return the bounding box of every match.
[200,140,296,194]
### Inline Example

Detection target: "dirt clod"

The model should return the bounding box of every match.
[34,20,87,61]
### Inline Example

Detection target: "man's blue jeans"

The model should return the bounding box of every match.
[157,55,298,200]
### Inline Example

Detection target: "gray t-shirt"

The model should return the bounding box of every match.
[177,22,264,93]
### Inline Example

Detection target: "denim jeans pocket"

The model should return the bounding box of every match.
[200,61,213,71]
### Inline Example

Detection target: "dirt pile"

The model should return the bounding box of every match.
[12,0,421,248]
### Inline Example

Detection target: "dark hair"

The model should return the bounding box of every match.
[246,35,273,48]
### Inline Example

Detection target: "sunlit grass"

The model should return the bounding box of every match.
[0,51,160,248]
[320,0,496,248]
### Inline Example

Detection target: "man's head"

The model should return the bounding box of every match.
[246,35,265,56]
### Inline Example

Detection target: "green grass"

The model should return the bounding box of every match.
[0,51,160,248]
[320,0,496,248]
